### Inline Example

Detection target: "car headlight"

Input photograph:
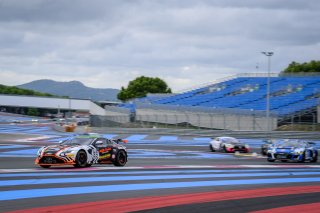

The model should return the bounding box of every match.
[59,150,74,157]
[225,144,233,148]
[37,147,44,157]
[294,149,304,155]
[268,148,276,153]
[245,145,250,148]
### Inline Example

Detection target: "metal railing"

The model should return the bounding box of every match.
[135,102,275,117]
[176,73,279,94]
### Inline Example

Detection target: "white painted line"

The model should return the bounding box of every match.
[15,136,54,142]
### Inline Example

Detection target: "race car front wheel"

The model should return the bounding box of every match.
[222,145,227,153]
[40,165,51,168]
[113,150,127,167]
[74,150,87,168]
[299,152,306,163]
[209,145,215,152]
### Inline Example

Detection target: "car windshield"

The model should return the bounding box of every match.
[61,137,94,146]
[221,138,239,143]
[263,140,273,144]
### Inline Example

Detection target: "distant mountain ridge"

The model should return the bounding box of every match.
[17,79,119,101]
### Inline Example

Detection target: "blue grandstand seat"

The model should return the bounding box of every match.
[119,76,320,117]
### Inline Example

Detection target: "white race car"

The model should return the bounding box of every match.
[209,136,250,153]
[35,133,128,168]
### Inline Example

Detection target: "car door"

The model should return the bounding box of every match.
[94,138,112,160]
[304,143,313,159]
[213,137,221,150]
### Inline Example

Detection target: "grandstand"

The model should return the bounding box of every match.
[101,73,320,130]
[151,75,319,117]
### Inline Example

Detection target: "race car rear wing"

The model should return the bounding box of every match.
[112,139,128,144]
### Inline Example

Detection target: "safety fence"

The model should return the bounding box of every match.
[92,103,278,131]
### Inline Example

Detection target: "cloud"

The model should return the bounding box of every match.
[0,0,320,91]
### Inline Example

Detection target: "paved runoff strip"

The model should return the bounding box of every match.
[2,168,320,178]
[1,163,320,211]
[6,185,320,213]
[250,202,320,213]
[2,177,320,201]
[1,164,320,173]
[2,171,320,187]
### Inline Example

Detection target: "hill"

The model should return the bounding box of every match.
[0,84,54,97]
[18,80,119,101]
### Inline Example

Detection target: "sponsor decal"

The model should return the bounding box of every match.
[99,154,111,159]
[99,148,112,153]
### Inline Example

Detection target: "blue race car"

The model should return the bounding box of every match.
[267,140,318,163]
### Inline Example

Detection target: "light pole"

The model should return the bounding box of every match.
[262,51,274,132]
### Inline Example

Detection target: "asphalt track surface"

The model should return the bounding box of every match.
[1,123,320,213]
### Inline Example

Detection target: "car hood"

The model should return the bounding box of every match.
[275,146,300,149]
[42,145,79,155]
[274,146,305,152]
[226,143,245,146]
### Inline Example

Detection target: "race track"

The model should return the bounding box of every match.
[1,122,320,213]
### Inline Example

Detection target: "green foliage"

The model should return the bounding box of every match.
[282,60,320,73]
[27,108,39,116]
[0,84,55,97]
[117,76,172,101]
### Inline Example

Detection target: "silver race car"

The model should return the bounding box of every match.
[35,133,128,168]
[209,136,250,153]
[267,140,318,163]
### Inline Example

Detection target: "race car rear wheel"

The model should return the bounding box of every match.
[209,145,215,152]
[40,165,51,168]
[267,159,275,162]
[113,150,127,167]
[74,150,87,168]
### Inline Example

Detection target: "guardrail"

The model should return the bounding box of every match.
[78,127,320,140]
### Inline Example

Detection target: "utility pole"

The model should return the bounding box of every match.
[262,51,274,132]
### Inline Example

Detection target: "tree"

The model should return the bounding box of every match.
[282,60,320,73]
[0,84,56,97]
[117,76,172,101]
[27,108,39,116]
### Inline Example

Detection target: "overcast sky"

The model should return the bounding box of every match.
[0,0,319,91]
